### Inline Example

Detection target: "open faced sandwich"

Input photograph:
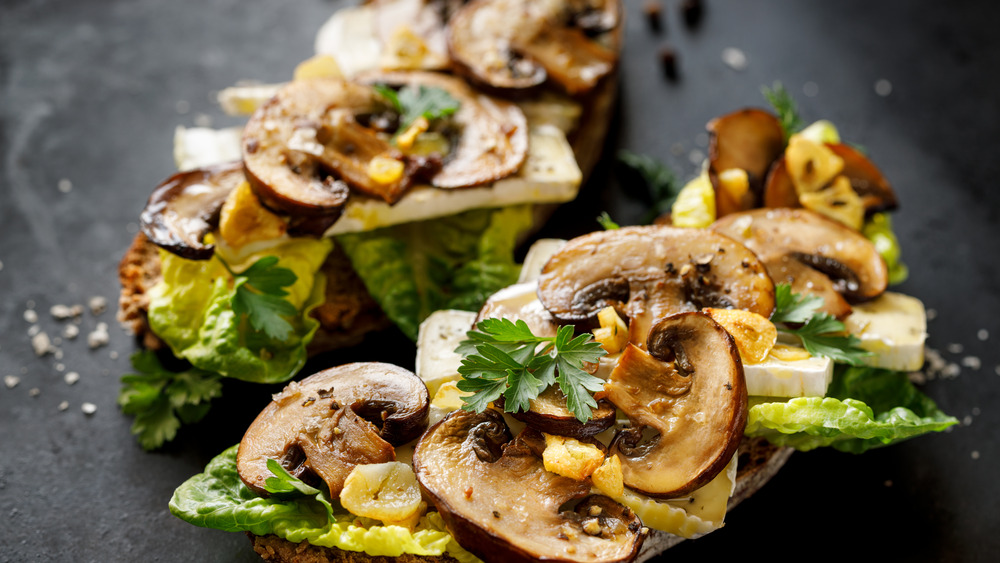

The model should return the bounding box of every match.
[116,0,624,450]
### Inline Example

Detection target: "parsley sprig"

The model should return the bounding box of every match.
[218,255,299,341]
[373,83,460,134]
[455,319,607,423]
[761,81,803,142]
[118,351,222,450]
[263,459,335,519]
[771,283,870,365]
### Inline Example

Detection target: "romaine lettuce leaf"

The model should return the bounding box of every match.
[336,206,533,340]
[746,365,957,453]
[147,237,331,383]
[170,445,481,562]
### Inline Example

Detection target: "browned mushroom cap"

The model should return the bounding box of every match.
[237,362,430,497]
[711,208,889,308]
[826,143,898,214]
[510,387,617,439]
[139,161,245,260]
[536,226,775,346]
[762,156,801,209]
[242,78,442,212]
[358,71,529,189]
[447,0,620,96]
[413,409,645,563]
[606,312,747,498]
[707,108,786,216]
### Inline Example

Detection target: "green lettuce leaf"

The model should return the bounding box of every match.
[863,212,908,285]
[746,365,957,453]
[336,206,533,340]
[169,446,480,562]
[147,237,332,383]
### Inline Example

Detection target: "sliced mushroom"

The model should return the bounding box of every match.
[536,226,775,346]
[447,0,620,95]
[510,386,617,439]
[707,108,786,215]
[414,409,645,563]
[827,143,898,214]
[242,77,440,213]
[606,312,747,498]
[237,362,430,497]
[359,71,529,189]
[761,156,801,209]
[139,161,245,260]
[711,208,888,308]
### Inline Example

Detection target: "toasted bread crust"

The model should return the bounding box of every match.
[250,534,459,563]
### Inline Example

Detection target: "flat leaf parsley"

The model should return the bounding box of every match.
[455,318,606,423]
[771,283,870,365]
[373,83,460,133]
[219,255,299,341]
[118,351,222,450]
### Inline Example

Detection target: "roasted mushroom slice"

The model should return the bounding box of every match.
[447,0,620,95]
[242,77,440,212]
[711,208,889,308]
[606,312,747,498]
[707,108,786,215]
[359,71,529,189]
[827,142,899,214]
[139,161,244,260]
[237,362,430,497]
[536,225,775,345]
[414,409,645,563]
[510,387,617,439]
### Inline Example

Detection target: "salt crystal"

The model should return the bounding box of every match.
[962,356,981,370]
[946,343,964,354]
[977,329,989,341]
[963,415,973,426]
[0,259,3,272]
[109,350,119,360]
[55,363,65,372]
[81,403,97,415]
[64,372,80,385]
[971,451,980,460]
[88,296,108,315]
[28,388,40,397]
[721,47,748,71]
[58,401,69,411]
[63,324,79,339]
[23,309,38,324]
[874,79,893,97]
[57,179,73,193]
[4,375,20,389]
[50,304,84,319]
[88,323,110,349]
[27,325,40,337]
[926,308,937,321]
[31,332,52,356]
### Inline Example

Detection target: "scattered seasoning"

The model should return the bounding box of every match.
[64,372,80,385]
[977,329,989,341]
[23,309,38,324]
[88,322,110,349]
[31,332,53,357]
[63,324,80,340]
[659,45,678,80]
[88,296,108,315]
[55,363,65,372]
[874,79,893,97]
[27,325,40,337]
[962,356,981,370]
[971,451,981,460]
[0,259,4,272]
[884,480,893,487]
[194,113,213,127]
[995,365,1000,376]
[802,81,819,97]
[963,415,973,426]
[688,148,705,165]
[29,388,40,397]
[680,0,703,28]
[643,1,663,33]
[109,350,119,360]
[175,99,191,114]
[81,402,97,415]
[721,47,748,71]
[57,178,73,193]
[50,304,84,320]
[58,401,69,412]
[926,308,937,320]
[4,375,20,389]
[946,343,964,354]
[126,222,139,234]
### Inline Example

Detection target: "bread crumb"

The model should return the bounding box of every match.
[64,372,80,385]
[88,296,108,315]
[23,309,38,324]
[50,304,84,320]
[58,401,69,411]
[721,47,748,71]
[31,332,53,356]
[4,375,20,389]
[81,403,97,415]
[63,324,80,340]
[88,323,110,349]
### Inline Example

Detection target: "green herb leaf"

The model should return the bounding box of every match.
[374,83,460,133]
[597,211,620,230]
[761,81,803,141]
[771,283,870,366]
[770,283,824,324]
[222,255,299,341]
[264,459,321,496]
[118,351,222,450]
[617,150,681,221]
[456,320,606,422]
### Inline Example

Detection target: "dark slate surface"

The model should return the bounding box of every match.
[1,1,997,562]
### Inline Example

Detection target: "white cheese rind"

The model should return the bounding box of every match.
[844,291,927,372]
[415,309,476,397]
